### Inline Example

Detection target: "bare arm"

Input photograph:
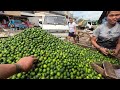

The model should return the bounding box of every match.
[91,36,101,49]
[91,36,108,55]
[113,37,120,56]
[91,26,101,49]
[74,26,76,33]
[115,37,120,52]
[0,55,37,79]
[0,64,16,79]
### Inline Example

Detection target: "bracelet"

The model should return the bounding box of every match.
[14,64,22,73]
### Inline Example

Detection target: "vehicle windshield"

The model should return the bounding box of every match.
[44,16,67,25]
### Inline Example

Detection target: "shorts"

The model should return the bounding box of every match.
[68,32,76,37]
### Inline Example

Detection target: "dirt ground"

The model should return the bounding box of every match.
[0,28,23,38]
[65,28,93,47]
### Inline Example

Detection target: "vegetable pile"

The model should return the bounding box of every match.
[0,28,119,79]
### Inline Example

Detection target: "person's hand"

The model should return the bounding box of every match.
[112,49,119,56]
[16,55,37,72]
[99,47,109,55]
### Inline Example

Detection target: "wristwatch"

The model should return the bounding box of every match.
[14,64,22,73]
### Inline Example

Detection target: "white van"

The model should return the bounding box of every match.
[86,21,94,30]
[28,14,69,33]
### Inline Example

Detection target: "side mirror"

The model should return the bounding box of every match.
[39,21,42,24]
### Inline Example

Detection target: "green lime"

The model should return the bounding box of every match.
[17,73,22,78]
[43,64,47,68]
[30,72,35,76]
[50,71,54,76]
[57,72,60,77]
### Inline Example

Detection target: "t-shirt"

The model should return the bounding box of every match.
[68,22,76,32]
[118,21,120,24]
[93,22,120,49]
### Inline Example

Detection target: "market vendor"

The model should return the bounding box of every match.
[91,11,120,56]
[0,55,37,79]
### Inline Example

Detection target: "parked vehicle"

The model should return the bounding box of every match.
[8,20,27,30]
[14,20,27,30]
[24,20,34,28]
[28,14,69,33]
